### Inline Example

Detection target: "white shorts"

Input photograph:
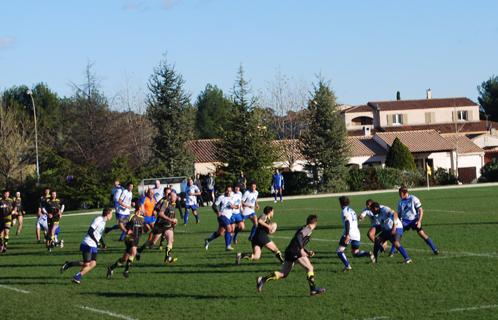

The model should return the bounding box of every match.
[37,216,48,230]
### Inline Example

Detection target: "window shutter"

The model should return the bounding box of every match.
[425,112,431,124]
[402,114,408,125]
[452,111,457,122]
[387,114,392,126]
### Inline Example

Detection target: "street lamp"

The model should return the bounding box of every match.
[26,89,40,184]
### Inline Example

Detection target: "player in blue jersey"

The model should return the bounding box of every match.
[369,202,412,264]
[359,199,383,243]
[272,169,284,203]
[392,186,438,256]
[184,178,201,225]
[60,208,113,284]
[336,196,375,271]
[204,186,236,251]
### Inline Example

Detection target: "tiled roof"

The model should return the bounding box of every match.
[273,139,305,162]
[343,105,373,113]
[380,120,495,134]
[441,134,484,154]
[368,97,477,111]
[186,139,220,163]
[375,130,454,153]
[347,136,386,157]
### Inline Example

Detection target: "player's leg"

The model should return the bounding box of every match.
[237,245,262,264]
[224,222,234,250]
[123,246,136,277]
[351,241,374,262]
[164,229,176,263]
[265,241,284,263]
[273,186,278,202]
[257,261,294,292]
[336,237,351,271]
[137,233,161,260]
[367,227,376,243]
[248,214,258,240]
[416,228,438,254]
[193,208,200,224]
[278,188,283,202]
[233,220,245,243]
[392,232,412,263]
[204,224,222,250]
[36,220,41,242]
[184,206,190,225]
[296,256,325,295]
[2,224,10,251]
[72,246,97,284]
[107,251,129,278]
[16,214,24,235]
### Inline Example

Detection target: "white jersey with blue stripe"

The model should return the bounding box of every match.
[360,208,382,227]
[397,195,422,222]
[116,189,132,216]
[379,205,403,231]
[215,194,234,219]
[185,185,200,206]
[81,216,107,248]
[341,206,361,241]
[242,190,258,216]
[231,191,242,214]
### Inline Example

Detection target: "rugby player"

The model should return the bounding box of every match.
[60,208,113,284]
[140,188,157,232]
[230,185,243,244]
[234,181,259,242]
[36,188,50,243]
[204,186,235,251]
[0,190,16,253]
[272,169,284,203]
[12,191,25,235]
[236,206,283,264]
[395,186,438,255]
[107,203,145,278]
[184,178,201,225]
[369,202,412,263]
[44,191,64,251]
[359,199,382,243]
[256,214,325,296]
[115,182,134,241]
[336,196,375,271]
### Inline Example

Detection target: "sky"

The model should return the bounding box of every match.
[1,0,498,108]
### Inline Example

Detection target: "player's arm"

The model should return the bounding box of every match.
[212,198,221,216]
[416,207,424,228]
[59,201,65,215]
[344,219,351,243]
[158,210,177,224]
[87,226,99,246]
[359,209,370,221]
[257,216,270,231]
[391,210,399,234]
[118,193,131,209]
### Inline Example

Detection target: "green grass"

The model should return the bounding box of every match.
[1,186,498,320]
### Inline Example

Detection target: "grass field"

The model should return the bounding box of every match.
[1,186,498,320]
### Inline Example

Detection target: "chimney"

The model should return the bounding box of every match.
[426,88,432,99]
[362,126,371,136]
[396,91,401,100]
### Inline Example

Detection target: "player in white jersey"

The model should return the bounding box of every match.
[336,196,374,271]
[369,202,412,263]
[151,179,164,203]
[234,182,259,242]
[60,208,113,284]
[114,182,133,241]
[394,186,438,255]
[204,186,236,251]
[184,178,201,225]
[230,185,243,244]
[359,199,383,243]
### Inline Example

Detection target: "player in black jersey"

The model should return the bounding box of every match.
[236,206,283,264]
[0,190,16,253]
[107,203,145,278]
[256,214,325,296]
[136,191,178,263]
[43,191,64,251]
[12,192,25,235]
[36,188,51,243]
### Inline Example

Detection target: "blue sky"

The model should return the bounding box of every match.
[1,0,497,107]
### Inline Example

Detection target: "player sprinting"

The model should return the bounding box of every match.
[136,191,178,263]
[369,202,412,264]
[233,182,259,242]
[236,206,284,264]
[336,196,375,271]
[114,182,134,241]
[393,186,438,255]
[230,185,243,244]
[184,178,201,225]
[44,191,64,251]
[272,169,284,203]
[107,203,145,278]
[0,190,16,253]
[359,199,383,243]
[256,214,325,296]
[205,186,236,251]
[60,208,113,284]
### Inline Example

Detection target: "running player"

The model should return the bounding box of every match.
[184,178,201,225]
[272,169,284,203]
[152,180,164,203]
[60,208,113,284]
[0,190,16,253]
[395,186,438,255]
[230,185,243,244]
[36,188,50,243]
[107,203,145,278]
[336,196,374,271]
[115,182,134,240]
[204,186,235,251]
[44,191,64,251]
[359,199,382,243]
[234,181,259,242]
[140,188,157,232]
[256,214,325,296]
[136,191,178,263]
[369,202,412,264]
[236,206,284,264]
[12,191,26,235]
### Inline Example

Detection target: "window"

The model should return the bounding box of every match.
[392,114,404,125]
[457,110,468,121]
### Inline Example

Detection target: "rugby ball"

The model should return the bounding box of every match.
[269,222,278,234]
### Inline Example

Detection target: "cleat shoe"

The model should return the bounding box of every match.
[310,287,326,296]
[107,267,114,279]
[236,253,242,265]
[369,252,376,264]
[256,276,265,292]
[165,256,177,264]
[123,271,129,278]
[72,275,81,284]
[226,246,234,251]
[388,253,395,258]
[343,265,352,272]
[234,239,238,245]
[204,239,210,250]
[60,262,70,273]
[404,259,413,264]
[60,240,64,248]
[274,200,277,203]
[135,253,141,261]
[434,249,439,255]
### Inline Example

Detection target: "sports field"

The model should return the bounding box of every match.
[1,186,498,320]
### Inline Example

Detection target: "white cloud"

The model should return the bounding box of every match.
[0,36,15,49]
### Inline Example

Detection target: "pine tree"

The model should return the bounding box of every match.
[300,79,349,192]
[219,65,277,188]
[146,57,194,177]
[195,84,232,139]
[385,137,416,170]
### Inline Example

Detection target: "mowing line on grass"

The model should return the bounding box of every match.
[0,284,30,294]
[24,211,101,220]
[76,305,138,320]
[446,304,498,313]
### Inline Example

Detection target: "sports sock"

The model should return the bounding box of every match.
[274,193,277,201]
[119,231,126,241]
[3,236,8,247]
[184,209,189,225]
[224,232,232,247]
[275,251,284,263]
[398,246,410,260]
[194,214,199,223]
[241,252,252,260]
[337,251,350,267]
[263,271,280,282]
[390,244,396,255]
[354,250,370,258]
[138,243,147,254]
[373,242,382,260]
[233,227,241,242]
[166,246,172,257]
[306,271,316,290]
[279,193,283,202]
[425,238,438,253]
[124,257,134,272]
[110,258,125,270]
[207,232,219,242]
[248,225,257,240]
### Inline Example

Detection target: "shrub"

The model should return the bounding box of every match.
[434,168,458,185]
[479,161,498,182]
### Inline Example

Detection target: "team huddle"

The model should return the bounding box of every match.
[1,178,438,297]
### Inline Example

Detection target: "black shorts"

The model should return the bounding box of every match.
[80,244,98,262]
[152,223,172,235]
[125,239,138,254]
[251,230,271,248]
[284,249,302,262]
[378,230,402,243]
[0,218,12,230]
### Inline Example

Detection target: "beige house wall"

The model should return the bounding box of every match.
[378,105,480,127]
